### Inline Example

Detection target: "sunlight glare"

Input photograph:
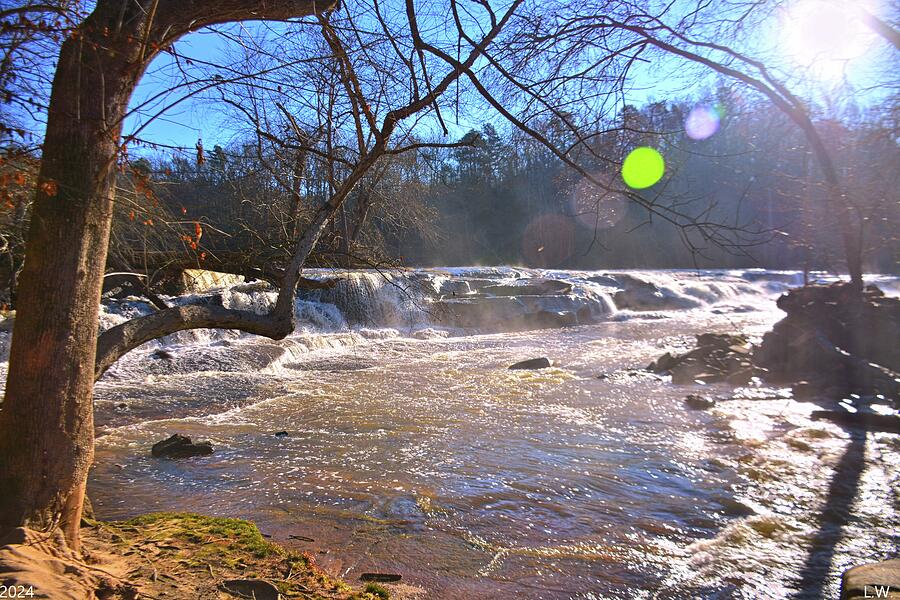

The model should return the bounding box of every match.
[781,0,878,80]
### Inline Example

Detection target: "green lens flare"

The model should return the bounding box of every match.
[622,147,665,189]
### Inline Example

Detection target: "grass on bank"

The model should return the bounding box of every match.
[82,512,389,599]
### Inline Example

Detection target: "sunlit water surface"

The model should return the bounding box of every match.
[80,269,898,599]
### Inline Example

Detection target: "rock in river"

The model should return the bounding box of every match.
[359,573,402,583]
[509,357,552,370]
[151,434,213,459]
[648,333,758,385]
[684,394,716,410]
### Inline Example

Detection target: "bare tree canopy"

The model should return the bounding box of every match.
[0,0,897,552]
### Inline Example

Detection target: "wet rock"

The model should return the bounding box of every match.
[713,495,755,517]
[274,431,289,438]
[509,357,552,370]
[435,296,526,329]
[359,573,402,583]
[151,434,213,459]
[218,579,281,600]
[650,334,754,386]
[647,352,677,372]
[791,380,817,399]
[586,274,619,287]
[694,373,725,384]
[671,361,721,385]
[576,306,593,323]
[611,276,703,311]
[726,368,753,386]
[684,394,716,410]
[695,333,739,348]
[755,283,899,400]
[792,379,850,401]
[483,278,572,297]
[841,559,900,600]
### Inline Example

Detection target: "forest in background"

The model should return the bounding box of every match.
[2,84,897,304]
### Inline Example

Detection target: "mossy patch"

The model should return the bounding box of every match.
[364,582,391,598]
[84,512,392,599]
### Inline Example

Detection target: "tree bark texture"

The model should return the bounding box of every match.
[0,0,328,550]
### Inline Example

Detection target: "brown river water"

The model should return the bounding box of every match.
[65,269,900,598]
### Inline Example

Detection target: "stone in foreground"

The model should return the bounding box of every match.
[219,578,281,600]
[841,559,900,599]
[151,433,213,458]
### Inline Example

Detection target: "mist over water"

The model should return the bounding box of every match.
[43,268,899,598]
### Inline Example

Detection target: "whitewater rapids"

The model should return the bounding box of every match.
[2,268,898,598]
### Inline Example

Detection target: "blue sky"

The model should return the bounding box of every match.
[114,1,895,155]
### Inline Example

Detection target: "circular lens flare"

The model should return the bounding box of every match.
[685,105,721,140]
[622,147,665,189]
[521,213,576,267]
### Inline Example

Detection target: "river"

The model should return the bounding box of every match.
[27,268,898,599]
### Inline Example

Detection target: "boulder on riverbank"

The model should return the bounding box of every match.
[754,283,899,401]
[841,558,900,599]
[647,283,900,403]
[151,434,213,458]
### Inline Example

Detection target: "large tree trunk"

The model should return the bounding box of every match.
[0,0,327,552]
[0,24,140,550]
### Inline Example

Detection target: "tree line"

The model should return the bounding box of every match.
[8,85,887,293]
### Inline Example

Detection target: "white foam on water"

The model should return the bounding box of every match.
[1,268,896,386]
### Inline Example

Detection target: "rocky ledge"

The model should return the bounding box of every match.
[648,333,761,385]
[754,282,899,401]
[649,283,899,405]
